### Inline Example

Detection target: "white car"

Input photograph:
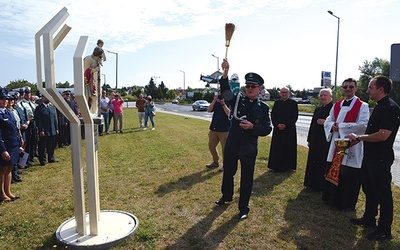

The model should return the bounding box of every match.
[192,100,210,111]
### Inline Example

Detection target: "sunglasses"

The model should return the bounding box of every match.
[342,85,355,89]
[245,85,259,89]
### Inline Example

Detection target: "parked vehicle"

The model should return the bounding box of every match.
[172,99,179,104]
[192,100,210,111]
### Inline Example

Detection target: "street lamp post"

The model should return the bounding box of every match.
[180,70,185,95]
[153,76,160,85]
[328,10,340,103]
[211,54,219,71]
[106,50,118,93]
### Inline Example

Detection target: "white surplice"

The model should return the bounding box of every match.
[324,98,370,168]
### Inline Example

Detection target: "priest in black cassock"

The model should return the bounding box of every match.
[304,88,333,191]
[268,87,298,172]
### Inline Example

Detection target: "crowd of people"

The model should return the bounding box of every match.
[211,59,400,241]
[1,61,398,241]
[0,86,136,204]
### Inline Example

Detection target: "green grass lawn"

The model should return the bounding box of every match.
[0,108,399,249]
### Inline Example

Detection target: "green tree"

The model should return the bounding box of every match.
[56,81,71,88]
[357,57,390,102]
[6,79,34,92]
[166,89,177,100]
[266,87,280,100]
[131,86,142,97]
[157,81,169,99]
[144,78,158,99]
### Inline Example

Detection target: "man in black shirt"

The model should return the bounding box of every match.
[347,75,400,241]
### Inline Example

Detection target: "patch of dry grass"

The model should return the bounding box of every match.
[0,107,399,249]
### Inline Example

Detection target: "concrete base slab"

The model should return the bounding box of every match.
[56,210,138,249]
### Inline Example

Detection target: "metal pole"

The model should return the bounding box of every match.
[212,54,219,71]
[106,50,118,93]
[328,10,340,103]
[180,70,185,96]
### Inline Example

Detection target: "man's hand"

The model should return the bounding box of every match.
[277,124,286,130]
[345,133,359,146]
[222,59,229,78]
[239,120,253,130]
[332,122,339,131]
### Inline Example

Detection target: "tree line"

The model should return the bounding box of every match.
[3,58,399,105]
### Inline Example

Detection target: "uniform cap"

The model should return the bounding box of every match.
[245,72,264,86]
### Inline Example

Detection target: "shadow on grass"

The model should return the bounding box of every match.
[278,188,400,249]
[252,168,294,197]
[155,169,219,197]
[166,206,238,249]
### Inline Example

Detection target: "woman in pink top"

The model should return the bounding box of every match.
[109,93,124,133]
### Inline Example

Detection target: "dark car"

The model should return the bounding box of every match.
[192,100,210,111]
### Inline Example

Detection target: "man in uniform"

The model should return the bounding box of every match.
[347,75,400,241]
[34,93,59,166]
[215,59,272,220]
[20,88,37,164]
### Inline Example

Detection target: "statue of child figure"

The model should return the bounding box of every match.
[93,39,106,66]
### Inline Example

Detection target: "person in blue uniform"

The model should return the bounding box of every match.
[0,88,23,202]
[215,59,272,220]
[34,93,59,166]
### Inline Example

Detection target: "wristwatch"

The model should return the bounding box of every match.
[355,135,360,142]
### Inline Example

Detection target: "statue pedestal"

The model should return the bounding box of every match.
[56,210,138,249]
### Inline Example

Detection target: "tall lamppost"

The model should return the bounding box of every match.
[101,73,106,91]
[180,70,185,95]
[153,76,160,85]
[106,50,118,93]
[328,10,340,103]
[212,54,219,71]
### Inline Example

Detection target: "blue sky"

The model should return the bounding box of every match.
[1,0,399,91]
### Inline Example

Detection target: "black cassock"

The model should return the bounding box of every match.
[268,98,298,172]
[303,102,333,191]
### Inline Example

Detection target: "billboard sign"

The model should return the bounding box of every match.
[321,71,331,87]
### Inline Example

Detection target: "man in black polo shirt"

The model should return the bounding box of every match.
[346,75,400,241]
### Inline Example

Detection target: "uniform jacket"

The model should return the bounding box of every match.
[0,109,22,154]
[34,103,59,136]
[220,77,272,157]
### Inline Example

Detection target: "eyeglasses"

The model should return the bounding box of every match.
[280,92,289,94]
[342,85,355,89]
[245,85,259,89]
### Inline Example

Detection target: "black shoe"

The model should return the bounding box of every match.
[10,196,20,201]
[49,159,58,163]
[215,198,233,206]
[366,229,393,241]
[12,177,22,183]
[206,162,219,168]
[238,212,248,220]
[350,217,376,228]
[40,162,46,166]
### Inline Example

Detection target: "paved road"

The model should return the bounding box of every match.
[126,101,400,186]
